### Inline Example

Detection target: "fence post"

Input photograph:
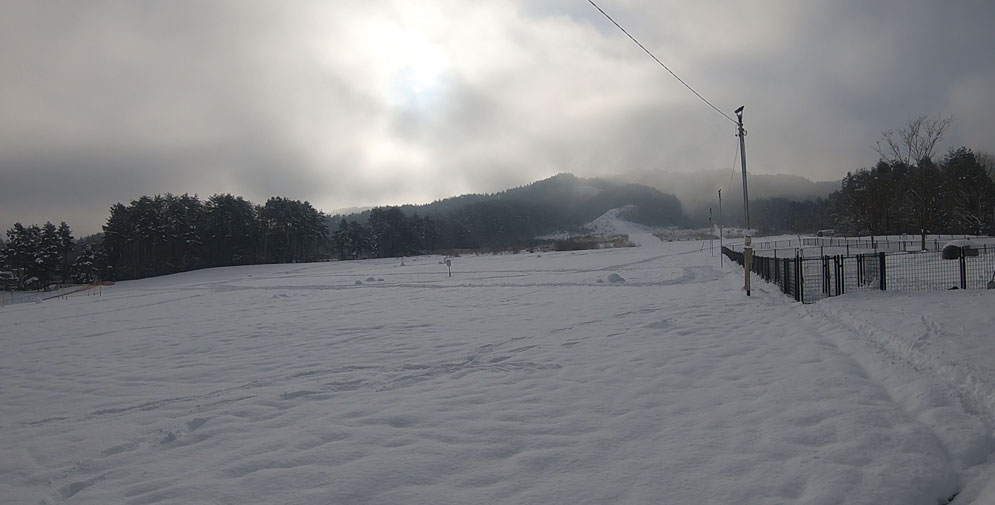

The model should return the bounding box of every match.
[879,252,886,291]
[833,255,839,296]
[774,250,779,284]
[822,256,830,295]
[857,254,865,286]
[959,250,967,290]
[841,255,846,294]
[795,253,802,302]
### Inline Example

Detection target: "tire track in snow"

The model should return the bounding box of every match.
[810,302,995,469]
[816,302,995,429]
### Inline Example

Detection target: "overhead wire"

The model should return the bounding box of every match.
[586,0,738,125]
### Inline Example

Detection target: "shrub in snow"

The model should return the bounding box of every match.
[606,273,625,283]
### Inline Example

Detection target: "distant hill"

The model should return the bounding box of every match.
[620,169,839,224]
[329,173,686,249]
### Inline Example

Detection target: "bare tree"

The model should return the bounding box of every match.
[902,158,948,250]
[874,114,952,167]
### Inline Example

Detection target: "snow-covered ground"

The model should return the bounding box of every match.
[2,221,994,504]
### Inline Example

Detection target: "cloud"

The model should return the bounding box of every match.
[1,0,994,235]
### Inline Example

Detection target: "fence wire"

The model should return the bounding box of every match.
[722,245,995,304]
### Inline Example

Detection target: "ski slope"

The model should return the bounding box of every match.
[2,225,994,504]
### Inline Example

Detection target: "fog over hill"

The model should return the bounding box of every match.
[620,169,840,223]
[331,173,686,232]
[331,171,839,235]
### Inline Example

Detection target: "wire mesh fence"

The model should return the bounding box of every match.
[753,235,995,257]
[0,284,100,307]
[884,250,995,292]
[722,242,995,304]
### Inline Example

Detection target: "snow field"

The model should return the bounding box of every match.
[2,229,992,504]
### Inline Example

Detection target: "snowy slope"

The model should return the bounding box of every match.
[2,220,994,504]
[587,206,660,247]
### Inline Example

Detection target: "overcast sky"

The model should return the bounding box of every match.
[2,0,994,235]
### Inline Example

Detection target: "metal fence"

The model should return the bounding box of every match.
[721,245,995,304]
[0,284,99,307]
[754,235,995,257]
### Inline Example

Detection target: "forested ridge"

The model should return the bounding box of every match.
[1,175,686,285]
[327,173,686,259]
[3,126,994,287]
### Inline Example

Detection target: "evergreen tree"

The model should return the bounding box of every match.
[39,222,61,286]
[205,194,257,266]
[5,224,43,287]
[941,147,995,235]
[346,221,369,259]
[333,219,349,260]
[102,203,132,280]
[57,222,74,282]
[163,194,206,271]
[70,244,98,283]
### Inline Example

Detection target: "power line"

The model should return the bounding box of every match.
[586,0,738,125]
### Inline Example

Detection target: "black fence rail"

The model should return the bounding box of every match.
[722,246,805,302]
[721,246,995,304]
[754,235,995,255]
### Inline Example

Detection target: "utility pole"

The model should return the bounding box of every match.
[735,106,750,231]
[718,189,724,266]
[709,207,713,256]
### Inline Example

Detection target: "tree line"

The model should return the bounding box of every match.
[2,175,686,287]
[331,200,556,260]
[830,116,995,248]
[737,144,993,239]
[1,221,89,289]
[2,193,328,288]
[728,116,995,241]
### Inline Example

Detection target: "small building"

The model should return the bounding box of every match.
[941,240,979,260]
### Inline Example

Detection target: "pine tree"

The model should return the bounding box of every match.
[941,147,995,235]
[38,222,61,286]
[56,222,74,282]
[71,245,98,284]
